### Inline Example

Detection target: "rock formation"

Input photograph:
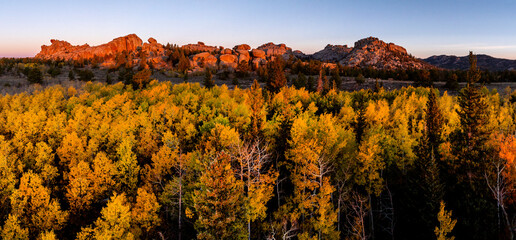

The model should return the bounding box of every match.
[312,44,352,62]
[257,42,292,57]
[219,54,238,68]
[338,37,431,69]
[35,34,433,71]
[36,34,143,61]
[191,52,218,69]
[233,44,251,51]
[181,42,218,53]
[251,49,266,59]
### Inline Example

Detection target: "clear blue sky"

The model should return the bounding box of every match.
[1,0,515,59]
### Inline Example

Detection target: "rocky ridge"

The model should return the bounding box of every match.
[35,34,432,71]
[37,34,143,61]
[337,37,430,69]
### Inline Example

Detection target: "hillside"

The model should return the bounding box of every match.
[423,54,516,71]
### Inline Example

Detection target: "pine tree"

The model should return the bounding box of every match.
[447,52,496,239]
[410,87,445,237]
[203,69,214,88]
[266,57,286,93]
[330,68,342,89]
[455,52,490,175]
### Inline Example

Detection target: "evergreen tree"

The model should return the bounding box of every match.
[447,52,496,239]
[316,69,324,93]
[27,67,43,84]
[68,70,75,81]
[306,76,315,92]
[189,153,246,239]
[178,53,191,73]
[408,88,445,238]
[203,69,214,88]
[266,57,286,93]
[330,68,342,89]
[293,72,307,89]
[455,52,490,174]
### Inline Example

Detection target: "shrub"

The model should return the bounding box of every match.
[77,69,94,81]
[27,67,43,84]
[355,74,365,85]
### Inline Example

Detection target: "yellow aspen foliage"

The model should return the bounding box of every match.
[0,138,17,206]
[142,131,178,190]
[10,171,68,237]
[38,230,57,240]
[1,214,29,240]
[34,142,58,184]
[136,126,159,159]
[77,193,134,240]
[365,99,390,127]
[204,123,241,152]
[116,136,140,195]
[91,152,117,198]
[57,131,88,168]
[66,160,94,213]
[246,80,266,139]
[435,201,457,240]
[131,188,161,236]
[288,113,343,239]
[355,129,385,196]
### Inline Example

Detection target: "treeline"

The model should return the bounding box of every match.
[2,55,516,89]
[0,55,515,239]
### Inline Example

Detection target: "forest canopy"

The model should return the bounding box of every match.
[0,77,514,239]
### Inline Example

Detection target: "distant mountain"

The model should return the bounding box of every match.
[423,54,516,71]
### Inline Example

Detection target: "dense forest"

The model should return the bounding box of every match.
[0,54,515,240]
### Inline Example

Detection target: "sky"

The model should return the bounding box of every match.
[1,0,516,59]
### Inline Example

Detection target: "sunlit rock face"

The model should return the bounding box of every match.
[36,34,143,61]
[337,37,431,69]
[35,34,432,70]
[257,42,292,57]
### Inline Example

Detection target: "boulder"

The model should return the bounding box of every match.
[219,54,238,68]
[191,52,217,68]
[236,49,250,63]
[251,49,266,59]
[238,53,250,63]
[221,48,233,55]
[233,44,251,51]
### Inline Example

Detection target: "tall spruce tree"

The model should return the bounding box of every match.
[408,87,445,239]
[447,52,496,239]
